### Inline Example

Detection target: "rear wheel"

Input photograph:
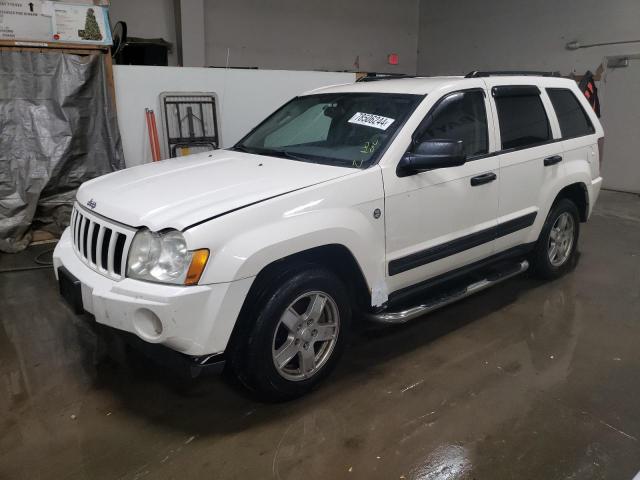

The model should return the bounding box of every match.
[230,265,350,401]
[531,198,580,279]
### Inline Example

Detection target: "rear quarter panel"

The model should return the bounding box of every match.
[524,78,603,242]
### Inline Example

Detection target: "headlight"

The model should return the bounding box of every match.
[126,229,209,285]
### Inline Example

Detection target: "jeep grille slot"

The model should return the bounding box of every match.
[100,228,112,270]
[113,233,126,276]
[70,204,135,281]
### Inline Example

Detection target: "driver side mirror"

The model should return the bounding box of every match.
[397,139,466,177]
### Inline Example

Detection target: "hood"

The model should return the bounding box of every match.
[76,150,355,231]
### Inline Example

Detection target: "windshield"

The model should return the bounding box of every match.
[232,92,423,168]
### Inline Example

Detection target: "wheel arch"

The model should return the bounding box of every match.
[224,244,372,364]
[554,182,589,222]
[247,244,372,313]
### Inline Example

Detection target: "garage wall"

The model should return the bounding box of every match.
[204,0,419,74]
[417,0,640,75]
[108,0,178,66]
[417,0,640,193]
[109,0,419,73]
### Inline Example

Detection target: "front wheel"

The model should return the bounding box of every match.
[232,266,351,401]
[531,198,580,279]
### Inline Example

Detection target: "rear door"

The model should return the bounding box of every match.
[546,85,600,194]
[484,79,563,254]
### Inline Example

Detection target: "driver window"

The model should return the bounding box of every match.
[416,90,488,157]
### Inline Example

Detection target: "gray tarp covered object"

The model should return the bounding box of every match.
[0,51,124,253]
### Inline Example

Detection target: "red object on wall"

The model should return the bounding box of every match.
[578,71,600,118]
[388,53,399,65]
[145,108,162,162]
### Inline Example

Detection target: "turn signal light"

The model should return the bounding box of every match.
[185,249,209,285]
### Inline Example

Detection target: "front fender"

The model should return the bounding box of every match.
[216,208,382,285]
[184,168,387,303]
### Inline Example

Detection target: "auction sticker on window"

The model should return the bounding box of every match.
[348,112,395,130]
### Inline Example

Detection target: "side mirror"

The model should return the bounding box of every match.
[397,139,466,177]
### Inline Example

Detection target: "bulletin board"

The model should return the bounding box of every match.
[0,0,111,45]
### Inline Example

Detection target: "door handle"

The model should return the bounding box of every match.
[470,172,497,186]
[544,155,563,166]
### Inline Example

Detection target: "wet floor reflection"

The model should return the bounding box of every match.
[409,445,470,480]
[1,191,640,479]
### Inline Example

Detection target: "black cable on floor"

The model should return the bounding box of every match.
[34,247,54,266]
[0,265,52,273]
[0,247,55,274]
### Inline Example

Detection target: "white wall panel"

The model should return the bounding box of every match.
[113,66,355,167]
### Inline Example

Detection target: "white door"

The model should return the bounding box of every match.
[382,87,500,294]
[483,79,562,253]
[600,60,640,193]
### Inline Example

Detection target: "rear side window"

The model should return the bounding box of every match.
[494,86,551,150]
[547,88,595,138]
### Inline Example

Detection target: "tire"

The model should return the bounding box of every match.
[229,264,351,402]
[531,198,580,280]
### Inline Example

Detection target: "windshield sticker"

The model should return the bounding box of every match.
[348,112,395,130]
[361,137,380,154]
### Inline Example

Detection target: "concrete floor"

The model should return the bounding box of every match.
[1,190,639,480]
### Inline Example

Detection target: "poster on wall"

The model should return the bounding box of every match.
[0,0,112,45]
[51,3,111,44]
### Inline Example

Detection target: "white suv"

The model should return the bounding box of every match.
[53,72,603,400]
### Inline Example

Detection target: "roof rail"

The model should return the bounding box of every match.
[465,70,562,78]
[357,73,416,82]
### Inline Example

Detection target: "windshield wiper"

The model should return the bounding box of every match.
[264,149,312,162]
[231,145,324,164]
[230,145,255,154]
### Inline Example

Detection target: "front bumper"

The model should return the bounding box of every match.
[53,228,254,357]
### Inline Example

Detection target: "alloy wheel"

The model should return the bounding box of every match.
[271,291,340,381]
[548,212,575,267]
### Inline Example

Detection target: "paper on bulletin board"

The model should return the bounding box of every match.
[0,0,111,45]
[0,0,53,41]
[51,2,112,45]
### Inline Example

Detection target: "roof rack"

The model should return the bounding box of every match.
[465,70,562,78]
[357,73,416,82]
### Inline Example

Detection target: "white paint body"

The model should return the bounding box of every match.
[53,75,604,357]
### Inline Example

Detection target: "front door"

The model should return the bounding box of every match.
[382,86,500,294]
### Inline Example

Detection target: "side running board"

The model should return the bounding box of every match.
[366,260,529,324]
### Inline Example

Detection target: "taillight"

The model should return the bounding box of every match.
[597,137,605,166]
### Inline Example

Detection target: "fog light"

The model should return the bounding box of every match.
[134,309,163,339]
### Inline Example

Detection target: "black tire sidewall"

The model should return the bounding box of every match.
[243,266,351,401]
[533,198,580,279]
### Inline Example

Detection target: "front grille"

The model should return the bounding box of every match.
[70,204,136,280]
